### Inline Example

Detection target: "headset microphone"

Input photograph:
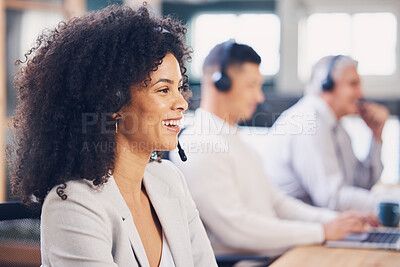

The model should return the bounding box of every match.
[177,141,187,162]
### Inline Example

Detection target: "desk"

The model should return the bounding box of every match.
[270,245,400,267]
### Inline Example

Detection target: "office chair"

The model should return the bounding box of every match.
[216,254,274,267]
[0,201,41,267]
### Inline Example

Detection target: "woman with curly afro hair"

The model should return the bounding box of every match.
[10,4,217,267]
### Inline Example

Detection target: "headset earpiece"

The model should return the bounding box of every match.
[322,55,342,92]
[213,40,235,92]
[213,71,231,92]
[321,77,335,91]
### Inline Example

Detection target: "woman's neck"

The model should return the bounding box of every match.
[113,134,151,203]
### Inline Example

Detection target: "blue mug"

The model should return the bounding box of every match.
[379,202,400,227]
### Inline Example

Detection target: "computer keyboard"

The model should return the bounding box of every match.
[326,228,400,250]
[363,231,400,244]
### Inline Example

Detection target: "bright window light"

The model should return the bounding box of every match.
[380,117,400,184]
[353,13,397,75]
[299,12,397,80]
[20,10,65,59]
[300,13,351,81]
[192,13,280,78]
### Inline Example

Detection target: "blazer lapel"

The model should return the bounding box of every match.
[107,177,150,267]
[143,171,193,267]
[125,215,150,267]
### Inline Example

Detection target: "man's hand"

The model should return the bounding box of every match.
[340,210,380,227]
[358,102,389,143]
[323,210,380,241]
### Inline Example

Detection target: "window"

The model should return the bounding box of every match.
[7,10,65,117]
[299,12,397,81]
[191,13,280,79]
[380,117,400,184]
[19,11,64,59]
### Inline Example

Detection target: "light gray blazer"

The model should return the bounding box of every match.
[40,160,217,267]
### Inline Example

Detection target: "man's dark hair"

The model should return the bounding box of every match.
[202,41,261,74]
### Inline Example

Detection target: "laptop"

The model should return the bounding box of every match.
[326,227,400,251]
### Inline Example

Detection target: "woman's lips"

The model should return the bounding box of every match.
[162,118,182,133]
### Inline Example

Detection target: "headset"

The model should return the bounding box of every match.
[212,40,236,92]
[321,55,342,91]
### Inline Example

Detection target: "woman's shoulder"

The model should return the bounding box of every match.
[42,178,112,216]
[40,178,121,257]
[45,178,101,199]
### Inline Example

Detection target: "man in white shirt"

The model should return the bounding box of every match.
[171,42,377,257]
[265,55,390,212]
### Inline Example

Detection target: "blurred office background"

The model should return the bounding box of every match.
[1,0,400,204]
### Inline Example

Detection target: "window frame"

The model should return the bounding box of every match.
[278,0,400,98]
[162,1,278,87]
[298,11,397,79]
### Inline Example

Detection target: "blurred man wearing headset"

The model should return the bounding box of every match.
[171,44,378,258]
[266,55,390,212]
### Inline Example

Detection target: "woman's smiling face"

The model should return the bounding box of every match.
[118,53,188,152]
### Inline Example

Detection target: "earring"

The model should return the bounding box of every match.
[114,113,122,133]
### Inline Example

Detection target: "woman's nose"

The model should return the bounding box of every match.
[174,90,188,112]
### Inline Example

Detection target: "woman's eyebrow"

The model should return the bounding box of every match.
[151,78,183,87]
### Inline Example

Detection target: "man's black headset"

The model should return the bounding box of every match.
[212,40,236,92]
[321,55,342,91]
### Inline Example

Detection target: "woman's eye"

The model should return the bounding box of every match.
[158,88,169,93]
[178,86,184,93]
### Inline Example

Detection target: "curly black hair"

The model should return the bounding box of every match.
[9,4,191,207]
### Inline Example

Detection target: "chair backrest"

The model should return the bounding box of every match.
[216,254,275,267]
[0,201,41,267]
[0,201,41,220]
